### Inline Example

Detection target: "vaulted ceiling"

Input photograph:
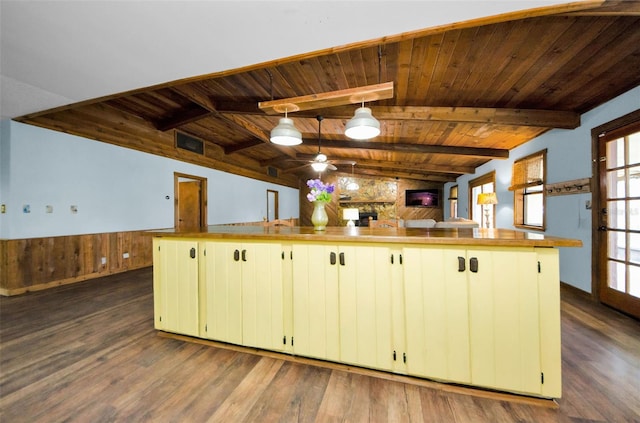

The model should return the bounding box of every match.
[16,1,640,189]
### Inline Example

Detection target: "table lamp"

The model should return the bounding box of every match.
[477,192,498,228]
[343,208,360,227]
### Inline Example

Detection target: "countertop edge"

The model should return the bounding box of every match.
[147,226,583,248]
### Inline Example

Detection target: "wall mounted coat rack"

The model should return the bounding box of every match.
[546,178,591,197]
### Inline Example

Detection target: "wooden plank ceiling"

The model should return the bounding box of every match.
[17,1,640,189]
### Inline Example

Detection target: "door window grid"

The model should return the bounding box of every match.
[605,131,640,298]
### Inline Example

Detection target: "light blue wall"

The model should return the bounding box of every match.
[445,86,640,293]
[0,120,299,239]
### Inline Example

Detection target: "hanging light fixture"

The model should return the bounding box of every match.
[345,101,380,140]
[310,116,331,172]
[270,109,302,146]
[311,161,328,172]
[346,162,359,190]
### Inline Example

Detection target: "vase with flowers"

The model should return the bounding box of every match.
[306,178,335,231]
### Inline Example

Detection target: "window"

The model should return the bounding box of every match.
[469,172,495,228]
[510,149,546,230]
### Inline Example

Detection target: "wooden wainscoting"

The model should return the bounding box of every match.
[0,230,153,296]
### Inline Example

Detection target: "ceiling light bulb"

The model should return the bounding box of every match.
[345,107,380,140]
[270,117,302,146]
[311,161,329,172]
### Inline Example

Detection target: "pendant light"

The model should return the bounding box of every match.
[346,162,359,190]
[311,160,328,172]
[311,115,329,172]
[270,109,302,146]
[345,101,380,140]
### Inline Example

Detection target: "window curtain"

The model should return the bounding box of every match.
[509,150,545,191]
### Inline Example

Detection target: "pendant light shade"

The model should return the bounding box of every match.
[270,117,302,146]
[311,161,328,172]
[345,107,380,140]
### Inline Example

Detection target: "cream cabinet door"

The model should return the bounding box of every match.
[338,245,395,371]
[291,243,340,362]
[467,247,542,395]
[403,246,471,384]
[202,241,284,351]
[536,247,561,398]
[201,241,243,345]
[240,242,285,352]
[281,244,294,353]
[153,238,199,337]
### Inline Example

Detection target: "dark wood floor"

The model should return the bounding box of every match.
[1,268,639,422]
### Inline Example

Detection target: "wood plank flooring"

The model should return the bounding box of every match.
[1,268,639,422]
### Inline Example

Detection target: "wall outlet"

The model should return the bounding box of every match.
[46,205,53,213]
[123,252,130,259]
[101,257,107,265]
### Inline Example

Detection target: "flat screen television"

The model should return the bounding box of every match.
[405,189,439,207]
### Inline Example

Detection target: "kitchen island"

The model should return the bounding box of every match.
[150,225,581,398]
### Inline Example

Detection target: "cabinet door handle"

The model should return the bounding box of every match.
[399,254,403,265]
[234,249,240,261]
[339,252,345,266]
[458,256,466,272]
[330,252,337,265]
[390,254,394,264]
[393,350,397,361]
[241,249,247,262]
[470,257,478,273]
[190,247,196,259]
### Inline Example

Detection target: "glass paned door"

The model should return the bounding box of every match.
[599,126,640,319]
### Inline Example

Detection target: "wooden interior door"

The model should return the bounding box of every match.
[175,173,207,230]
[595,114,640,319]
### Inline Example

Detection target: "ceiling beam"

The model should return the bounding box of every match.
[292,154,475,174]
[216,101,579,129]
[304,139,509,159]
[355,167,456,183]
[371,106,580,129]
[224,139,265,154]
[168,86,297,158]
[154,106,213,131]
[257,82,394,115]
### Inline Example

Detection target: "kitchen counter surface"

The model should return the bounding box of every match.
[148,225,582,248]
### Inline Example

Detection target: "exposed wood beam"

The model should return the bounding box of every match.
[355,167,456,183]
[216,102,579,129]
[154,106,213,131]
[257,82,394,115]
[168,86,297,158]
[303,139,509,159]
[292,154,474,174]
[224,139,265,155]
[370,106,580,129]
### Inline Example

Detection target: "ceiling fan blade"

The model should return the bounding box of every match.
[327,163,338,171]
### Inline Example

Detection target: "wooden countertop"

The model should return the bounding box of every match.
[149,225,582,248]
